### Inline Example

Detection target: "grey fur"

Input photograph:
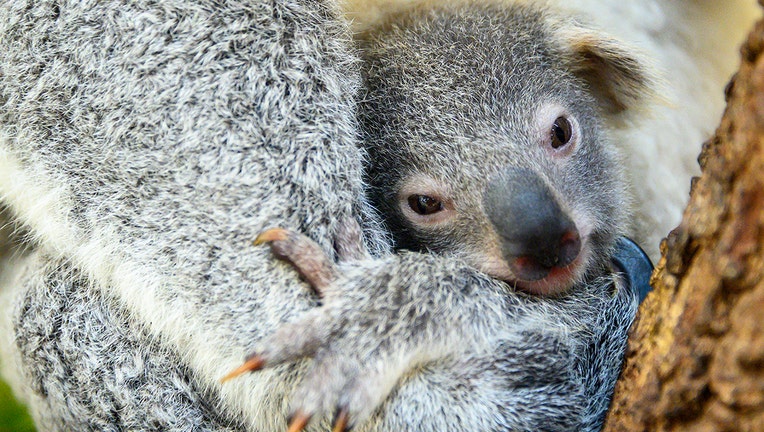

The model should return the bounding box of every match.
[11,254,245,431]
[358,2,650,295]
[0,0,637,431]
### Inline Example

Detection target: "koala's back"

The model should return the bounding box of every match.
[0,0,365,245]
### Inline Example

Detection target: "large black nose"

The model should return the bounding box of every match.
[483,168,581,281]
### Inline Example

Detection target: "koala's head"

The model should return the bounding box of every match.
[358,1,654,296]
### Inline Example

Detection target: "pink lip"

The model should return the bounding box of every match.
[475,236,591,296]
[511,250,587,296]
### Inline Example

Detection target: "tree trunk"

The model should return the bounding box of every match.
[603,6,764,432]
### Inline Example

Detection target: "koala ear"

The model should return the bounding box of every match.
[558,27,657,115]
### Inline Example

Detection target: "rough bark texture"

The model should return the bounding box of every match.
[603,5,764,432]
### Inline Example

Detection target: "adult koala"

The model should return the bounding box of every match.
[0,0,751,431]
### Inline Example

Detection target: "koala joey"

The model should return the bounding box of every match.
[354,1,651,296]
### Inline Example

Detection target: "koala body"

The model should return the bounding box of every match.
[0,0,751,431]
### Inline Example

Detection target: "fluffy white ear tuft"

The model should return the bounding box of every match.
[558,26,659,115]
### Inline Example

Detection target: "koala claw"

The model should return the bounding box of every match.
[286,411,312,432]
[220,354,266,383]
[286,409,349,432]
[254,227,338,294]
[331,408,350,432]
[253,227,290,245]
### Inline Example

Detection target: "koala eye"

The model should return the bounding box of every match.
[550,116,573,149]
[407,194,444,215]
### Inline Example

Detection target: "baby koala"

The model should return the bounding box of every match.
[356,1,653,296]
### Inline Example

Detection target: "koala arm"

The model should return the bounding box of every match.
[227,230,638,431]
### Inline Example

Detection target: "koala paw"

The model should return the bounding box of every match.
[223,227,402,432]
[222,300,383,432]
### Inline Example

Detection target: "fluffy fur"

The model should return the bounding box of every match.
[0,0,752,431]
[345,0,759,261]
[357,1,648,295]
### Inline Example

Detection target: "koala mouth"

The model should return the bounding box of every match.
[475,234,591,297]
[509,249,588,296]
[506,229,582,281]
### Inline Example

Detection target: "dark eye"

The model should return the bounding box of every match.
[550,116,572,149]
[407,194,443,215]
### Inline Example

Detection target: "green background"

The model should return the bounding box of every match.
[0,378,35,432]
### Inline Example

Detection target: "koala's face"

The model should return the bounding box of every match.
[361,3,649,295]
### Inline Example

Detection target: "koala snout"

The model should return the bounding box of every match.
[483,168,581,281]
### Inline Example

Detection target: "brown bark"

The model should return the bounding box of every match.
[602,7,764,432]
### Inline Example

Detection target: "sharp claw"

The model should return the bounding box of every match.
[332,408,350,432]
[220,355,265,383]
[253,227,336,293]
[254,228,289,245]
[286,411,311,432]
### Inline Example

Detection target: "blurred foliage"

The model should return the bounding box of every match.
[0,378,35,432]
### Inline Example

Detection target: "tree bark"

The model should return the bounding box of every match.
[603,6,764,432]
